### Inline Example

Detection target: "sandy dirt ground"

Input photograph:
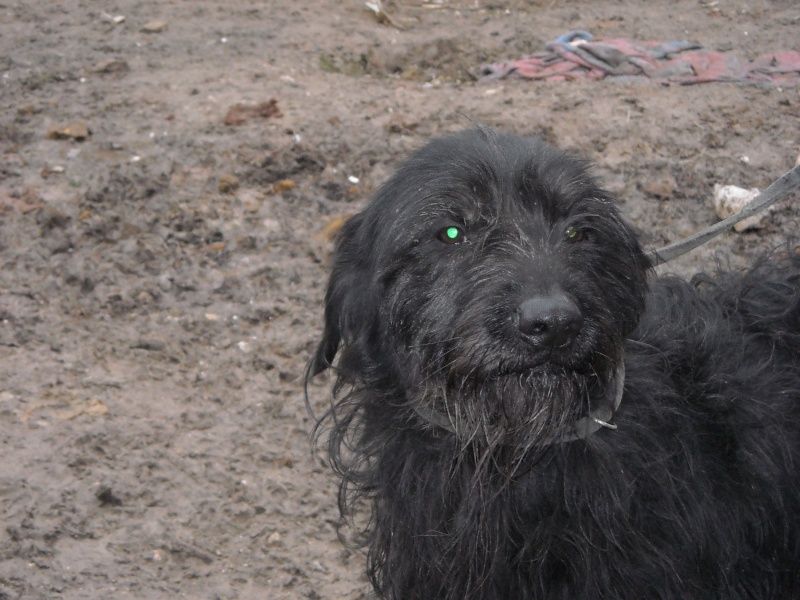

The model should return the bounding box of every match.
[0,1,798,598]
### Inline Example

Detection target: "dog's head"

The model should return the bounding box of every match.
[310,128,649,451]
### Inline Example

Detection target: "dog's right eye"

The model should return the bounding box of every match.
[437,226,467,245]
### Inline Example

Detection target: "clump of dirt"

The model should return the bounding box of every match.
[0,1,798,598]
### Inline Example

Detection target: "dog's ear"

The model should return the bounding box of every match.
[308,213,373,377]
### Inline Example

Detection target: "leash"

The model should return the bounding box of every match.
[647,163,800,266]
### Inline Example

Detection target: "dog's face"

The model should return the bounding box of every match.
[312,129,649,451]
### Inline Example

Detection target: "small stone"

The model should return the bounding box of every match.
[266,531,282,546]
[93,59,130,75]
[218,173,240,194]
[141,20,168,33]
[643,176,675,200]
[131,339,166,351]
[158,274,173,291]
[309,560,327,573]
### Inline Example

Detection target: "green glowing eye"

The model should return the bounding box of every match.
[438,225,465,244]
[565,226,584,242]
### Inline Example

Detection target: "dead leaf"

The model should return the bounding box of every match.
[272,179,295,193]
[47,120,90,141]
[318,215,352,242]
[223,99,282,126]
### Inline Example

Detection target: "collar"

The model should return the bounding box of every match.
[412,362,625,446]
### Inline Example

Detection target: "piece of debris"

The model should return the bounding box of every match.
[386,114,419,134]
[272,179,295,193]
[365,1,403,29]
[218,173,240,194]
[41,165,65,179]
[223,99,282,126]
[100,12,126,25]
[713,184,771,232]
[643,176,675,199]
[16,104,38,117]
[92,59,130,75]
[141,20,168,33]
[47,120,90,141]
[131,339,166,352]
[26,398,109,421]
[96,486,124,507]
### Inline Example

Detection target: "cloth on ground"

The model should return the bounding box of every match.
[481,31,800,85]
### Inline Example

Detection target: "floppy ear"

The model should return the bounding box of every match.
[307,213,373,377]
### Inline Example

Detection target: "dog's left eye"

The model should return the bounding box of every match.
[437,226,467,245]
[565,226,587,243]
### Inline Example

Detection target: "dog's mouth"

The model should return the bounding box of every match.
[410,361,625,447]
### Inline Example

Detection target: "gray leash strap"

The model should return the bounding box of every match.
[646,164,800,267]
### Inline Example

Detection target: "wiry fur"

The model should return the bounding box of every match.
[306,128,800,599]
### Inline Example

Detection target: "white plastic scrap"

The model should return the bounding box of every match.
[713,184,771,233]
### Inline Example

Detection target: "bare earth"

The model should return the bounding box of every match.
[0,1,798,598]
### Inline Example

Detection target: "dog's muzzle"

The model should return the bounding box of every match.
[412,362,625,447]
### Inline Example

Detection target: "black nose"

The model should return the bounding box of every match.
[516,293,583,349]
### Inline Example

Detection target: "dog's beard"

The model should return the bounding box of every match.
[407,361,615,454]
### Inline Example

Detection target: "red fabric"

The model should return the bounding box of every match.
[481,34,800,86]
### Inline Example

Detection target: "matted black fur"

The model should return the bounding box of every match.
[306,128,800,599]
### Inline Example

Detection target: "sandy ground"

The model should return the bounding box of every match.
[0,1,798,598]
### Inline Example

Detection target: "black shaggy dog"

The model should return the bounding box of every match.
[306,128,800,600]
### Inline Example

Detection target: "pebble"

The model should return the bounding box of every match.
[141,20,168,33]
[218,173,240,194]
[92,59,130,74]
[266,531,282,546]
[642,176,675,199]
